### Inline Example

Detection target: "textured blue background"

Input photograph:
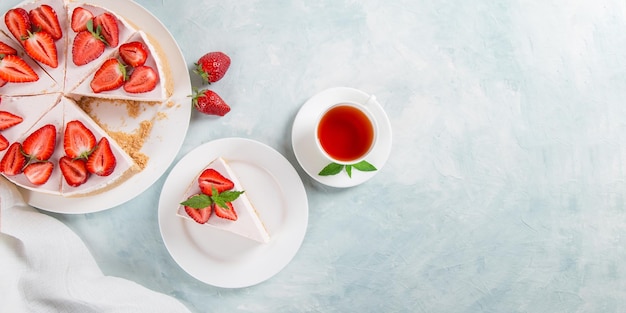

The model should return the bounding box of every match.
[3,0,626,312]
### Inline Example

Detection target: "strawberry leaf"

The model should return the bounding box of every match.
[181,194,212,208]
[346,165,352,178]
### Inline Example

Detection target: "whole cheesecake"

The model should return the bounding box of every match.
[0,0,171,197]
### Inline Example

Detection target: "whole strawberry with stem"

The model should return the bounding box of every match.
[191,88,230,116]
[194,51,230,84]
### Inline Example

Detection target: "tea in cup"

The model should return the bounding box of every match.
[315,101,377,165]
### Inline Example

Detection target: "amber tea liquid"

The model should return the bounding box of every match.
[317,104,374,162]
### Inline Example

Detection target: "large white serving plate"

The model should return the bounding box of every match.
[0,0,192,213]
[158,138,309,288]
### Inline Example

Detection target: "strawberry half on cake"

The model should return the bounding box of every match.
[177,157,271,243]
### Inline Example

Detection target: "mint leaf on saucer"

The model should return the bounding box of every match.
[319,162,343,176]
[353,160,377,172]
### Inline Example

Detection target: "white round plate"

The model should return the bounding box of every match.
[292,87,392,188]
[1,0,192,213]
[158,138,308,288]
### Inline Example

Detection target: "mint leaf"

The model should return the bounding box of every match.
[319,162,344,176]
[353,160,377,172]
[346,165,352,178]
[180,194,212,209]
[218,190,244,202]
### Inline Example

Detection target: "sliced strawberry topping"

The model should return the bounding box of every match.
[0,54,38,83]
[22,124,56,161]
[93,13,119,47]
[29,5,63,41]
[64,120,96,159]
[72,25,106,66]
[119,41,148,67]
[23,161,53,185]
[0,111,24,130]
[198,168,234,196]
[90,58,126,93]
[0,134,8,151]
[86,137,116,176]
[71,7,94,33]
[60,156,89,187]
[0,142,25,175]
[184,195,212,224]
[124,65,158,93]
[23,31,58,68]
[213,201,238,221]
[4,8,30,43]
[0,41,17,55]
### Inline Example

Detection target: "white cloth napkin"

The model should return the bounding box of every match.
[0,178,191,313]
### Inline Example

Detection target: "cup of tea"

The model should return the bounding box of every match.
[315,100,378,165]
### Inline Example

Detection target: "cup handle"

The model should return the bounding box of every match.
[364,95,377,108]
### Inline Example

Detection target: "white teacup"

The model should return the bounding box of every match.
[315,99,378,165]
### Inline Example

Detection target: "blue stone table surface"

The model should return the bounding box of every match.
[4,0,626,312]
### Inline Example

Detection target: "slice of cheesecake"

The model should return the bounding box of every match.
[63,2,137,92]
[60,96,138,197]
[0,31,60,95]
[69,30,167,102]
[177,157,271,243]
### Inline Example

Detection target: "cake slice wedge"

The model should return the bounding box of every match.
[177,157,271,243]
[60,96,139,197]
[64,2,137,92]
[0,31,60,95]
[0,93,61,161]
[69,30,167,102]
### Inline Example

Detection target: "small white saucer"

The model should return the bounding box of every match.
[291,87,392,188]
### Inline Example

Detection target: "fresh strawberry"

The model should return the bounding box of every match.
[0,142,25,175]
[29,5,63,41]
[183,195,212,224]
[0,54,38,83]
[86,137,116,176]
[23,161,53,185]
[4,8,30,43]
[191,89,230,116]
[0,41,17,55]
[22,124,56,161]
[123,65,157,93]
[70,7,94,32]
[64,120,96,159]
[93,13,119,47]
[119,41,148,67]
[194,51,230,84]
[23,31,58,68]
[0,111,23,130]
[213,201,237,221]
[0,134,8,151]
[59,156,89,187]
[90,58,126,93]
[198,168,234,195]
[72,24,106,66]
